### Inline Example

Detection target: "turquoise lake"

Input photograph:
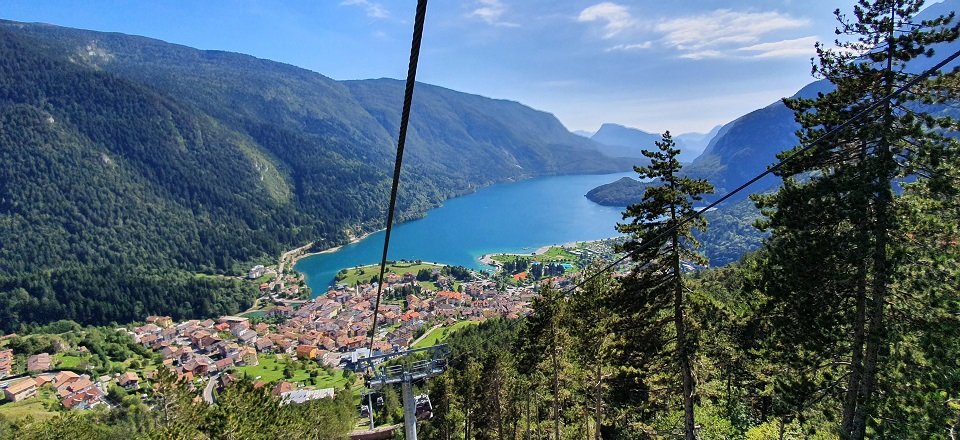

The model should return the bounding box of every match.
[294,172,634,295]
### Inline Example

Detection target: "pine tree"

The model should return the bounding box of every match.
[147,367,209,439]
[614,131,714,440]
[519,285,567,440]
[424,374,465,440]
[754,1,959,437]
[566,262,617,439]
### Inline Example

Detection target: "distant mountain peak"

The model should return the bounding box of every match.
[590,122,706,163]
[572,129,595,138]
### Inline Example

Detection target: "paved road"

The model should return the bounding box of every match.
[276,243,313,290]
[203,373,220,404]
[267,243,313,305]
[0,375,29,389]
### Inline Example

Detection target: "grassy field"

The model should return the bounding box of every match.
[235,355,350,389]
[538,246,578,262]
[413,321,480,349]
[334,262,443,286]
[490,253,534,264]
[55,354,88,369]
[491,246,577,264]
[418,281,462,292]
[0,388,60,421]
[253,273,275,285]
[490,245,584,281]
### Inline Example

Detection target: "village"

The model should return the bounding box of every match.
[0,259,577,416]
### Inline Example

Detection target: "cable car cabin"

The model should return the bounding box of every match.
[415,394,432,419]
[358,393,430,418]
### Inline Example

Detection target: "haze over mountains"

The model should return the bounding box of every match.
[585,0,960,208]
[0,20,627,330]
[582,0,960,265]
[588,123,719,164]
[585,80,834,208]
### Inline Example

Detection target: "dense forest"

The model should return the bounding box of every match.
[405,2,960,439]
[0,19,626,331]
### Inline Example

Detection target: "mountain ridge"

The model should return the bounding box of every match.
[0,20,628,330]
[590,122,712,163]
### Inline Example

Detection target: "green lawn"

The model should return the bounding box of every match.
[492,246,577,264]
[538,246,578,261]
[413,321,479,348]
[313,370,351,390]
[56,352,152,374]
[235,355,350,389]
[253,273,275,285]
[55,353,89,369]
[335,262,443,286]
[0,388,59,421]
[489,246,584,282]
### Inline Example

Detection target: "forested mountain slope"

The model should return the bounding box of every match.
[0,30,264,328]
[590,123,662,159]
[682,80,834,195]
[0,21,626,330]
[345,79,619,180]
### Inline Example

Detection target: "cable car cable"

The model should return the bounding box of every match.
[564,47,960,295]
[368,0,430,354]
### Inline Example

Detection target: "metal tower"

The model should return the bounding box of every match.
[360,344,449,440]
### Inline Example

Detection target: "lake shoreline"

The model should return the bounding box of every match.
[292,171,635,294]
[304,229,382,260]
[479,244,554,266]
[479,239,621,269]
[279,229,384,292]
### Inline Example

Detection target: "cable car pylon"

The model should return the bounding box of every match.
[360,344,449,440]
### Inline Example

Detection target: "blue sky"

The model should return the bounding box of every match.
[3,1,947,134]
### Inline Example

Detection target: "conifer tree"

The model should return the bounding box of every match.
[754,1,959,437]
[566,262,617,439]
[520,285,568,440]
[148,367,209,439]
[614,131,714,440]
[424,374,465,440]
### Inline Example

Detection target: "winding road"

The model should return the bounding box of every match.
[203,373,220,404]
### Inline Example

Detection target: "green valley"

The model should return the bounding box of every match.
[0,20,627,332]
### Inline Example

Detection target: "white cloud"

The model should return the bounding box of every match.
[656,10,808,54]
[576,6,815,60]
[606,41,653,52]
[469,0,520,27]
[577,2,636,38]
[679,50,724,60]
[737,36,817,58]
[340,0,390,19]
